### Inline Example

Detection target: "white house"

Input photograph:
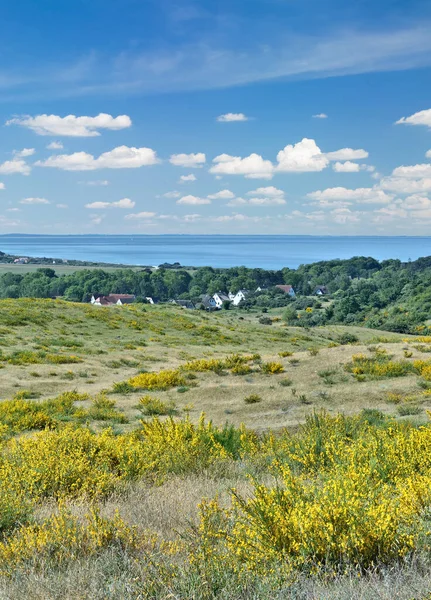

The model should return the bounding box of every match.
[213,292,230,309]
[232,290,249,306]
[91,294,136,306]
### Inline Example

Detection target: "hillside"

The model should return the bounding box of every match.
[1,299,431,598]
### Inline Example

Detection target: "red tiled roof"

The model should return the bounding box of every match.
[276,285,294,293]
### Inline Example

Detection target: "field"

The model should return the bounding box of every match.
[0,263,146,275]
[2,299,431,598]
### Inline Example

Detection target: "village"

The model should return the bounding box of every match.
[90,284,328,309]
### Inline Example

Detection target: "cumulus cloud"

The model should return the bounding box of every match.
[19,197,50,205]
[396,108,431,129]
[85,198,135,209]
[325,148,369,161]
[0,159,31,175]
[207,189,235,200]
[392,164,431,178]
[217,113,249,122]
[14,148,35,158]
[177,195,210,205]
[307,186,393,205]
[0,183,5,190]
[333,161,361,173]
[331,207,361,224]
[276,138,329,172]
[124,211,157,220]
[163,191,181,198]
[90,214,105,225]
[179,174,197,182]
[226,197,248,206]
[380,176,431,194]
[56,204,68,209]
[36,146,159,170]
[246,186,284,198]
[169,153,205,167]
[210,153,274,179]
[248,196,286,206]
[47,141,63,150]
[426,150,431,159]
[313,113,328,119]
[7,113,132,137]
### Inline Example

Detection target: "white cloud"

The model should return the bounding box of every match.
[8,113,132,137]
[47,141,63,150]
[163,191,181,198]
[313,113,328,119]
[333,161,361,172]
[79,180,110,186]
[217,113,249,122]
[20,197,50,205]
[246,186,284,198]
[0,159,31,175]
[0,183,5,190]
[210,153,274,179]
[331,207,361,224]
[169,153,206,167]
[307,186,393,205]
[179,174,197,182]
[226,197,247,207]
[124,211,157,220]
[177,195,210,205]
[392,164,431,178]
[325,148,369,161]
[401,194,431,210]
[85,198,135,209]
[6,208,20,212]
[248,196,286,206]
[276,138,329,172]
[90,214,105,225]
[56,204,68,209]
[380,176,431,194]
[396,108,431,129]
[426,150,431,159]
[207,189,235,200]
[36,146,159,170]
[14,148,35,158]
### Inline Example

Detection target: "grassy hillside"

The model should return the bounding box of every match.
[1,299,431,598]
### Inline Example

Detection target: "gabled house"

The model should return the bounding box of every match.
[314,286,328,296]
[198,294,218,311]
[213,292,230,309]
[275,285,296,297]
[91,294,136,306]
[232,289,250,306]
[172,299,196,309]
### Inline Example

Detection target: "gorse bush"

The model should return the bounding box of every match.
[261,361,284,374]
[344,353,424,380]
[128,369,187,391]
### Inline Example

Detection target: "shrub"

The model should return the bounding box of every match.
[397,405,422,416]
[112,381,134,394]
[279,377,293,387]
[337,332,359,345]
[86,394,127,423]
[278,351,293,358]
[138,396,176,416]
[231,364,252,376]
[308,348,319,357]
[244,394,262,404]
[128,369,186,391]
[261,362,284,374]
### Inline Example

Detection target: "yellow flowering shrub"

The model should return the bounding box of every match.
[345,354,418,379]
[0,508,146,575]
[261,361,284,374]
[194,412,431,574]
[128,369,186,390]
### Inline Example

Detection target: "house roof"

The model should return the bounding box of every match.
[106,294,136,304]
[276,285,294,293]
[214,292,230,301]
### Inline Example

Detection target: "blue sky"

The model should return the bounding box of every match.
[1,0,431,234]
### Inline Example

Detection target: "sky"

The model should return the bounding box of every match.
[1,0,431,235]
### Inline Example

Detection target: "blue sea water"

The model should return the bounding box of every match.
[0,235,430,270]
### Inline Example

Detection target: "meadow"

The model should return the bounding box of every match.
[2,298,431,598]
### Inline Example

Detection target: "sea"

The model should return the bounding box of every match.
[1,235,431,270]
